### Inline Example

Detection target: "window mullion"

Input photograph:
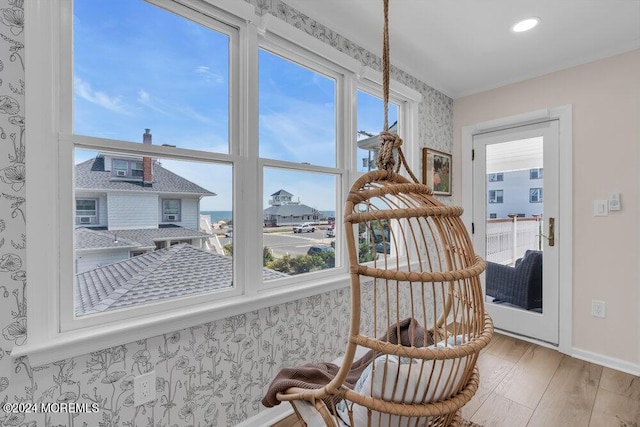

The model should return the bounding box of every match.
[239,19,262,296]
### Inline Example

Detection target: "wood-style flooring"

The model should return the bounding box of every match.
[272,333,640,426]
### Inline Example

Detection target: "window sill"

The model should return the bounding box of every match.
[12,274,350,367]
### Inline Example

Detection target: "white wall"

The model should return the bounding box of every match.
[454,49,640,364]
[107,192,158,230]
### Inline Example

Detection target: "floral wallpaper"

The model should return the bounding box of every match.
[0,1,453,426]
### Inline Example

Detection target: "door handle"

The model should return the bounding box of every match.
[541,217,555,247]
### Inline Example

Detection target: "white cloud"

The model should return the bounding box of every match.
[137,89,151,104]
[259,96,335,165]
[136,88,214,125]
[74,77,129,114]
[195,65,225,84]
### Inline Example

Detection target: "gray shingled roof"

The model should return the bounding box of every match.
[75,156,216,195]
[75,226,211,251]
[270,189,294,197]
[75,243,287,316]
[75,227,141,250]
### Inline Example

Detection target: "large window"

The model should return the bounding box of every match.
[488,172,504,182]
[23,0,419,364]
[67,0,237,324]
[259,48,341,279]
[530,188,543,203]
[75,199,97,224]
[162,199,181,222]
[530,168,543,179]
[488,189,504,204]
[111,158,144,179]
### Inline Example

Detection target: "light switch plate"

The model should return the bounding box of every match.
[594,200,608,217]
[609,192,621,211]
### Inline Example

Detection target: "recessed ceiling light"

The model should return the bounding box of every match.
[511,17,540,33]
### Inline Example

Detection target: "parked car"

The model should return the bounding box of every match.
[307,245,334,256]
[293,223,315,233]
[224,229,233,238]
[375,241,391,254]
[325,228,335,238]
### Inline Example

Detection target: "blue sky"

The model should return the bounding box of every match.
[74,0,396,211]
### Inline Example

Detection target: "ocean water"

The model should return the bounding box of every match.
[200,211,233,224]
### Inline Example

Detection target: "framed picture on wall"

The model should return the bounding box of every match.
[422,148,452,196]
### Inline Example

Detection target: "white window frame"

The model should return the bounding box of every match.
[488,189,504,203]
[111,158,145,179]
[75,198,98,224]
[530,187,543,203]
[488,172,504,182]
[132,160,144,178]
[257,37,351,289]
[161,199,181,222]
[112,159,129,177]
[530,167,543,179]
[20,0,420,366]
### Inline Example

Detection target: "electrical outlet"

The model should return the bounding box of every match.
[134,371,156,406]
[591,300,606,318]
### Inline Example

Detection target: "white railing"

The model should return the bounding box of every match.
[200,214,224,255]
[486,217,542,265]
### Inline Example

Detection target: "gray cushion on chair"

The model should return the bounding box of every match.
[486,250,542,310]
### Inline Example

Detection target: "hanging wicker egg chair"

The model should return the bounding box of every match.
[263,1,493,425]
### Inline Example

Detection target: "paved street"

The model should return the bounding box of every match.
[217,229,335,257]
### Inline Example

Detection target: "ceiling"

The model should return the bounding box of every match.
[285,0,640,98]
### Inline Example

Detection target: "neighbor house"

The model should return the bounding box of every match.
[74,129,215,273]
[263,189,325,226]
[2,1,638,426]
[486,168,544,219]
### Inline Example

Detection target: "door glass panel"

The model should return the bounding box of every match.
[484,137,544,313]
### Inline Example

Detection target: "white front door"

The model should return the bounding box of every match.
[472,120,559,344]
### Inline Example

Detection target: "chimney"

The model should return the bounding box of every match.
[143,129,153,186]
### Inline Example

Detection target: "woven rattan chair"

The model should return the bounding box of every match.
[271,167,493,426]
[265,1,492,424]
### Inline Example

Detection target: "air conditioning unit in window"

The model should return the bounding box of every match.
[166,215,177,221]
[79,216,95,224]
[116,170,127,177]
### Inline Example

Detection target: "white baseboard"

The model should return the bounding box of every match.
[236,404,294,427]
[572,347,640,376]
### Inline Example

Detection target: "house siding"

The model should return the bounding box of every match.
[486,170,544,218]
[107,192,158,230]
[3,2,457,427]
[180,197,199,229]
